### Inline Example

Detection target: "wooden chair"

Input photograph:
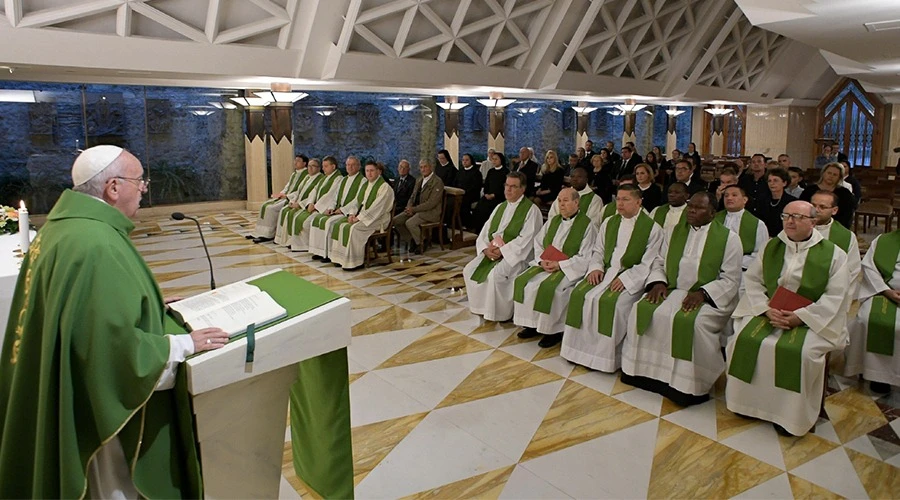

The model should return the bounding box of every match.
[364,208,394,267]
[419,191,448,251]
[854,201,894,233]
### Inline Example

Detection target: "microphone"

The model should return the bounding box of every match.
[171,212,216,290]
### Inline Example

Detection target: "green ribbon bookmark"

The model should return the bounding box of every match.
[245,323,256,363]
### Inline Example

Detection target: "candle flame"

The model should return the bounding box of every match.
[19,200,25,210]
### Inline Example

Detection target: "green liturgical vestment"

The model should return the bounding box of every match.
[0,190,201,499]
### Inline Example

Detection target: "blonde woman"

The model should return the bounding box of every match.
[533,150,565,206]
[634,163,663,211]
[798,162,857,228]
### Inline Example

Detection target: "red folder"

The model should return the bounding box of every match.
[769,286,813,311]
[540,245,569,262]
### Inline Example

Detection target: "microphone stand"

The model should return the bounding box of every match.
[172,212,216,289]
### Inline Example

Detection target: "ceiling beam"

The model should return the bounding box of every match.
[216,17,289,45]
[672,6,743,97]
[129,2,207,43]
[205,0,221,43]
[5,0,21,27]
[535,0,604,89]
[18,0,121,29]
[116,3,131,37]
[276,0,299,49]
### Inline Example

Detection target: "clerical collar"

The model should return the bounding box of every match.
[439,161,449,167]
[726,208,744,216]
[493,165,504,170]
[464,165,474,170]
[816,219,833,229]
[671,204,686,210]
[560,212,578,221]
[578,186,592,195]
[508,196,523,206]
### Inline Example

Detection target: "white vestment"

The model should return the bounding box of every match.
[844,232,900,386]
[463,198,543,322]
[87,335,194,499]
[309,173,361,259]
[650,204,686,230]
[274,172,322,245]
[726,231,850,436]
[513,216,597,334]
[562,213,663,372]
[330,181,395,268]
[254,169,304,238]
[282,171,341,250]
[815,219,861,296]
[547,186,604,227]
[622,223,743,395]
[721,209,769,271]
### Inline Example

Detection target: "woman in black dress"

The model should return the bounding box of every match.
[758,168,797,236]
[456,153,484,230]
[798,162,856,229]
[589,153,615,204]
[471,152,510,231]
[533,150,565,207]
[635,163,663,212]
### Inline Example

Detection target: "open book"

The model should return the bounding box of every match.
[168,281,287,337]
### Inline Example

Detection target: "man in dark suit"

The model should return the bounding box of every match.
[618,145,642,179]
[514,146,540,197]
[665,159,707,196]
[606,141,622,170]
[392,159,445,254]
[393,159,415,214]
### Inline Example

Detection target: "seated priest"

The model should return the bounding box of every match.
[726,201,850,436]
[597,175,637,223]
[463,171,543,322]
[330,161,395,270]
[715,185,769,272]
[650,182,689,229]
[548,166,603,225]
[309,156,365,262]
[251,154,308,242]
[562,184,663,371]
[284,156,343,251]
[513,188,598,348]
[392,159,445,254]
[844,230,900,394]
[811,190,861,295]
[273,158,324,246]
[622,192,743,405]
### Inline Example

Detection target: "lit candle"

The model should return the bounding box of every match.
[18,200,29,252]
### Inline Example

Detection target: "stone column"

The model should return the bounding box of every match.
[488,108,505,155]
[666,108,679,156]
[622,112,637,147]
[442,99,462,167]
[244,105,268,210]
[268,103,294,198]
[576,113,589,149]
[709,114,725,157]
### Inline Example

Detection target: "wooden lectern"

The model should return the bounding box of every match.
[181,272,351,499]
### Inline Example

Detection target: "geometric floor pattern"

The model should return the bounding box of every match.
[133,210,900,499]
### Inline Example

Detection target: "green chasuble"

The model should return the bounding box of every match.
[634,221,730,361]
[714,210,761,255]
[600,202,617,222]
[727,237,835,392]
[652,204,687,227]
[825,221,852,253]
[579,191,596,216]
[513,213,591,314]
[334,177,386,245]
[0,190,201,499]
[866,231,900,355]
[283,174,326,236]
[470,199,535,283]
[566,211,655,335]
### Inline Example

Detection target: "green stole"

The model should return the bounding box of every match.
[579,191,595,216]
[824,221,852,253]
[261,169,304,218]
[470,199,535,283]
[334,177,386,245]
[867,231,900,355]
[652,204,686,227]
[634,221,730,361]
[513,214,592,314]
[285,174,326,236]
[715,210,760,256]
[312,174,363,230]
[600,202,616,222]
[727,238,835,392]
[566,211,655,335]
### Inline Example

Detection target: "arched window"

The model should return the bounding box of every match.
[817,79,883,168]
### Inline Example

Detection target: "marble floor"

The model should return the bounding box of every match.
[133,211,900,499]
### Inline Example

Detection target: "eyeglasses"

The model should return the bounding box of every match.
[504,184,524,189]
[114,176,151,189]
[780,213,814,221]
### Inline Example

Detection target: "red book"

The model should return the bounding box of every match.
[540,245,569,262]
[769,286,813,311]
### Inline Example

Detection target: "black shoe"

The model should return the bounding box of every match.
[321,258,331,264]
[245,235,255,239]
[870,381,891,394]
[252,237,273,244]
[773,423,793,437]
[538,332,563,348]
[517,327,540,339]
[408,241,419,254]
[312,255,323,261]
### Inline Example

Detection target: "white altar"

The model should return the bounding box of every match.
[0,231,36,346]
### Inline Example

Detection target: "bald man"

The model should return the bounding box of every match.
[0,146,227,497]
[726,200,850,437]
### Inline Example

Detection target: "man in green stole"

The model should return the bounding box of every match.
[716,185,769,272]
[562,184,663,372]
[251,154,308,241]
[513,188,597,348]
[463,171,543,322]
[650,182,689,230]
[726,201,850,436]
[283,157,343,251]
[622,192,743,406]
[309,156,364,262]
[811,191,860,295]
[0,146,229,498]
[548,167,604,225]
[330,161,395,270]
[844,229,900,394]
[273,158,323,246]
